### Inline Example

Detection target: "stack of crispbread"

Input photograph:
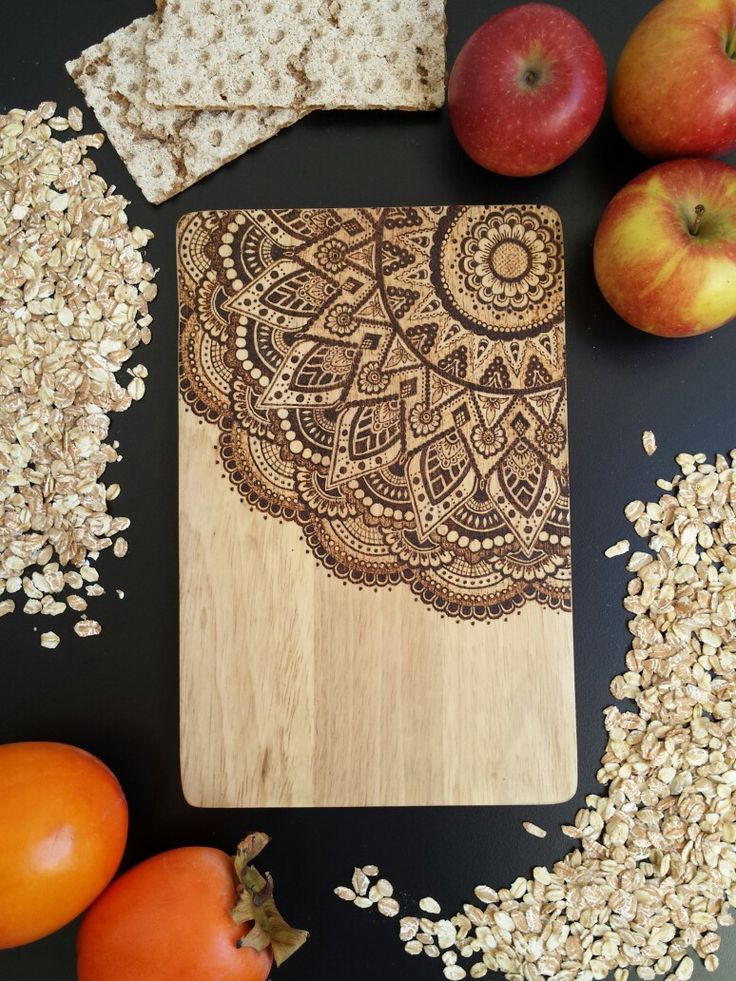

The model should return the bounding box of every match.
[66,1,447,205]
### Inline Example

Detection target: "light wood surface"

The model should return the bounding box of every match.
[178,205,576,807]
[180,406,576,807]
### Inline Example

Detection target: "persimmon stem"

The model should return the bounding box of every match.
[690,204,706,236]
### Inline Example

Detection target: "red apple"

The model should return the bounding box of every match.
[613,0,736,159]
[593,158,736,338]
[448,4,607,177]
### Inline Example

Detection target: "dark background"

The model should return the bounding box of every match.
[2,1,736,978]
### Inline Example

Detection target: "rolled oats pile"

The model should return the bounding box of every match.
[0,103,155,644]
[339,450,736,981]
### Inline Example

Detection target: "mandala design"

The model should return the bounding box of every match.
[178,206,571,621]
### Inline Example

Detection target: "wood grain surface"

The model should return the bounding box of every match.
[180,407,576,806]
[178,205,576,807]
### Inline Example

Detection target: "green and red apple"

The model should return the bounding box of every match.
[614,0,736,159]
[448,3,607,177]
[594,159,736,338]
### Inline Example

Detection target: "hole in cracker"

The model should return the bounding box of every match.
[211,129,223,147]
[272,29,285,43]
[168,52,179,65]
[263,1,273,12]
[152,164,164,178]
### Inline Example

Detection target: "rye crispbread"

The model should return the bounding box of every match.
[66,16,303,204]
[144,0,447,112]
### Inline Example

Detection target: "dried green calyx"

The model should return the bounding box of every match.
[231,832,309,967]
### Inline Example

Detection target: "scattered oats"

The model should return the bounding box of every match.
[113,537,128,558]
[532,865,551,885]
[346,451,736,981]
[67,106,83,131]
[624,500,645,522]
[424,944,440,958]
[473,885,497,904]
[353,896,373,909]
[67,594,87,612]
[80,566,99,583]
[522,821,547,838]
[74,619,101,638]
[0,103,155,647]
[0,599,15,616]
[352,867,370,896]
[40,631,60,649]
[45,601,66,616]
[642,430,657,455]
[675,958,693,981]
[605,539,630,558]
[405,940,423,955]
[86,584,105,597]
[127,376,145,401]
[106,483,121,501]
[443,967,466,980]
[362,865,379,877]
[334,886,356,902]
[376,878,393,898]
[377,897,400,917]
[23,599,41,614]
[116,589,125,599]
[419,897,441,915]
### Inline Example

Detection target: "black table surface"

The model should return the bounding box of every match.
[2,1,736,979]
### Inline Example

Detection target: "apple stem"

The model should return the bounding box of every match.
[727,31,736,59]
[523,69,539,86]
[690,204,706,237]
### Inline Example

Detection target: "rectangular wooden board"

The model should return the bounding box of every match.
[178,205,576,807]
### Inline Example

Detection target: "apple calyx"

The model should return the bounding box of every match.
[230,832,309,967]
[726,30,736,60]
[689,204,706,237]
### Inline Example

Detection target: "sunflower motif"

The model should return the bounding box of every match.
[325,302,356,337]
[471,424,507,459]
[466,220,552,309]
[538,421,566,457]
[316,237,348,273]
[409,404,441,437]
[357,361,390,395]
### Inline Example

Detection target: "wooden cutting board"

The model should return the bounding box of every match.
[178,205,576,807]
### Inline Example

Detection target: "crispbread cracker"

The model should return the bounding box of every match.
[66,16,302,205]
[144,0,447,112]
